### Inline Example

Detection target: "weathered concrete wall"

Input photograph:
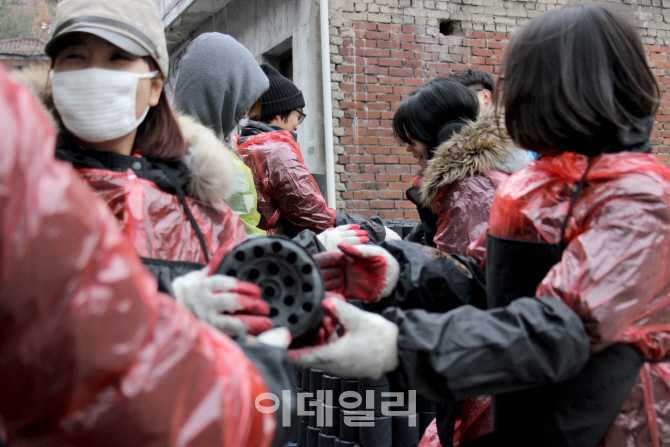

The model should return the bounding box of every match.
[327,0,670,219]
[163,0,327,175]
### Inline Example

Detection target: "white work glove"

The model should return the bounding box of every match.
[172,268,273,336]
[289,296,399,379]
[313,243,400,302]
[317,224,370,252]
[384,226,402,241]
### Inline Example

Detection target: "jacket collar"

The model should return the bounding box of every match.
[420,111,518,205]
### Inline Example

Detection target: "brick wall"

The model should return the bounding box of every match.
[328,0,670,219]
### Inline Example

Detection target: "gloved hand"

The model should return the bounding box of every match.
[384,226,402,241]
[289,297,399,379]
[172,268,273,336]
[317,224,370,252]
[313,243,400,302]
[315,292,345,345]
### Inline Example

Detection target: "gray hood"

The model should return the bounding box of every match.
[175,32,269,138]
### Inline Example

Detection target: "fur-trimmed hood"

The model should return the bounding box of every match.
[11,65,237,205]
[420,111,524,205]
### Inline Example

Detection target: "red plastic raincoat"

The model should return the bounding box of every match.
[477,151,670,446]
[0,67,274,446]
[235,130,335,236]
[68,117,248,264]
[420,112,524,254]
[74,166,246,263]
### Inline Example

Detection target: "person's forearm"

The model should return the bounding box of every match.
[384,296,590,402]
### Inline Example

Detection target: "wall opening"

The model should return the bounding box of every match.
[439,20,461,36]
[263,37,293,81]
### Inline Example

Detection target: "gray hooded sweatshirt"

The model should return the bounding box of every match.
[175,33,270,238]
[175,32,269,138]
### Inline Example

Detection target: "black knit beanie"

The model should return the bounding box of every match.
[259,63,305,122]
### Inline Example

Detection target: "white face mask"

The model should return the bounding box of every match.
[51,68,158,143]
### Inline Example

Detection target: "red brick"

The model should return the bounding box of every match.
[472,48,493,57]
[386,165,411,174]
[366,48,389,58]
[374,155,399,164]
[389,67,413,76]
[377,94,402,102]
[349,173,375,182]
[378,137,397,146]
[376,174,401,182]
[365,146,390,155]
[368,102,391,110]
[353,191,379,199]
[379,190,403,199]
[402,25,422,34]
[346,200,371,209]
[393,86,415,95]
[367,84,392,93]
[401,78,424,88]
[369,128,393,137]
[349,154,373,163]
[356,93,377,102]
[337,65,364,73]
[379,76,404,85]
[377,41,400,50]
[377,24,402,32]
[340,101,365,110]
[388,182,410,190]
[363,165,384,173]
[370,200,395,209]
[379,58,403,67]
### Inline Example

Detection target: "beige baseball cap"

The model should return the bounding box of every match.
[45,0,169,77]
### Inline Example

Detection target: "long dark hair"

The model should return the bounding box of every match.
[500,4,659,155]
[393,78,479,156]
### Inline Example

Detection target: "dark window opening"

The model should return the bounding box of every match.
[263,37,293,81]
[439,20,460,36]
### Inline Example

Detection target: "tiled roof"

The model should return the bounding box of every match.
[0,37,47,57]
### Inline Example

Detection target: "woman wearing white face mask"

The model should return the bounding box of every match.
[36,0,250,283]
[11,0,287,340]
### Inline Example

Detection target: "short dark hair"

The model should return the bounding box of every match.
[392,78,479,155]
[450,68,495,94]
[261,110,292,124]
[500,4,659,155]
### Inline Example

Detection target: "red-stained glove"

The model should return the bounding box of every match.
[288,297,399,379]
[317,224,370,252]
[314,292,346,345]
[313,243,400,302]
[172,267,273,336]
